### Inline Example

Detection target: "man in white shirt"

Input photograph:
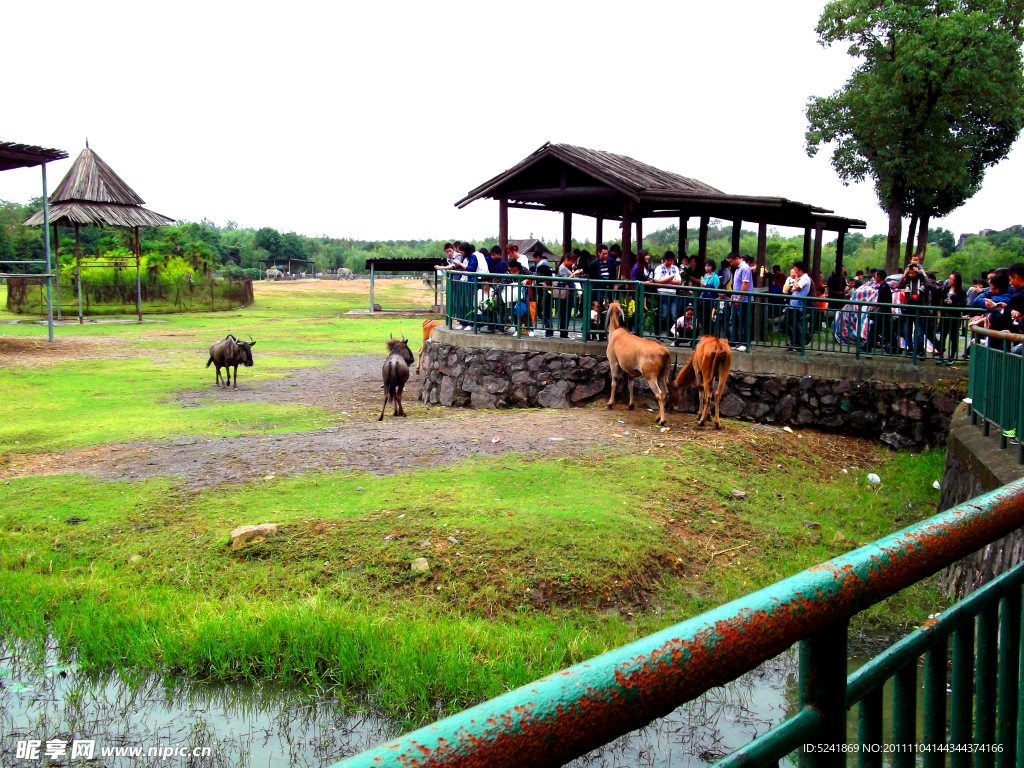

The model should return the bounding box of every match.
[727,252,752,350]
[651,250,682,336]
[784,260,813,351]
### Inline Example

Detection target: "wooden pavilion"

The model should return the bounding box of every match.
[24,142,174,323]
[0,141,69,341]
[456,143,866,282]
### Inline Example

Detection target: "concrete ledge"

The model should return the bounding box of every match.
[433,328,967,387]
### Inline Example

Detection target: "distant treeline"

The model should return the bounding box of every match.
[2,198,1021,284]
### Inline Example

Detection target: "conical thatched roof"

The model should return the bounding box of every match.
[25,145,174,228]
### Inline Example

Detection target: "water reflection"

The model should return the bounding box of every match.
[2,635,932,767]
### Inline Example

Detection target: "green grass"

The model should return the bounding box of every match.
[0,444,948,721]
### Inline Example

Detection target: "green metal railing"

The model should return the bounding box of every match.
[967,326,1024,463]
[332,478,1024,768]
[444,274,983,363]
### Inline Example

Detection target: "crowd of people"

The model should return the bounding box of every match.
[436,240,1013,363]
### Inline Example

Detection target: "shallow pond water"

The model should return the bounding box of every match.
[2,637,933,767]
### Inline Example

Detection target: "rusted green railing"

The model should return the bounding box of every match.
[967,326,1024,464]
[444,274,982,363]
[332,478,1024,768]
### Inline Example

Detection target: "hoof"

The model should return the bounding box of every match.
[605,404,613,410]
[627,404,635,411]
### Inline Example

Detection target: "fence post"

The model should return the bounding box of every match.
[798,618,847,768]
[582,280,591,341]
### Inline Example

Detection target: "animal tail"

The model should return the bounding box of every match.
[206,356,213,368]
[673,358,696,390]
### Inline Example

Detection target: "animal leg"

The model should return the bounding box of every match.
[398,385,407,417]
[626,376,635,410]
[225,367,231,387]
[648,378,667,426]
[233,365,239,389]
[715,378,726,429]
[606,359,619,409]
[379,393,390,421]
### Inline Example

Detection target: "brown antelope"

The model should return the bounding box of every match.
[380,335,415,421]
[668,335,732,429]
[604,300,672,425]
[418,319,444,372]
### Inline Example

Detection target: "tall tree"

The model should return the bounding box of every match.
[806,0,1024,272]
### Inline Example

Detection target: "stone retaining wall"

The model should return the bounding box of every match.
[419,339,966,448]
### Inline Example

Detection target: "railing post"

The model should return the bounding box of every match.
[858,687,883,768]
[799,619,847,768]
[582,279,591,341]
[976,605,999,768]
[983,345,992,436]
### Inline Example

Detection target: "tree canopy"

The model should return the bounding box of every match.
[806,0,1024,272]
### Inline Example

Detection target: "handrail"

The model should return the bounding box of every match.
[971,326,1024,345]
[331,477,1024,768]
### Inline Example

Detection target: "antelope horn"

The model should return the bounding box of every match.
[247,334,254,344]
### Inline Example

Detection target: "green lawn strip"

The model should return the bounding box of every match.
[0,355,335,455]
[0,448,948,720]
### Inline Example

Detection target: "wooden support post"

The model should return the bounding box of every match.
[596,216,603,247]
[812,222,824,285]
[803,226,812,264]
[756,222,767,287]
[135,226,142,322]
[620,199,633,279]
[636,217,643,253]
[731,218,741,255]
[40,163,54,342]
[499,197,508,256]
[369,263,375,313]
[698,216,710,260]
[835,229,846,278]
[75,223,83,325]
[562,211,572,257]
[679,215,688,257]
[53,224,61,320]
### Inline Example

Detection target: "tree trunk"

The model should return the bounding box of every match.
[916,213,930,263]
[885,201,903,274]
[904,213,918,265]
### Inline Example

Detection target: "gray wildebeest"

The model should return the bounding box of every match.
[207,334,256,389]
[380,335,415,420]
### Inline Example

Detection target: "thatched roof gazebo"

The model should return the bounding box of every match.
[0,141,68,341]
[25,142,174,323]
[457,142,866,283]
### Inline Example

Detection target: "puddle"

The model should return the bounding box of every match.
[1,635,939,767]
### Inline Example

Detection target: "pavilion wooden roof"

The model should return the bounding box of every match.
[0,142,68,172]
[508,238,554,257]
[456,142,865,232]
[23,146,174,229]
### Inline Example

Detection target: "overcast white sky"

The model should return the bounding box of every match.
[2,0,1021,243]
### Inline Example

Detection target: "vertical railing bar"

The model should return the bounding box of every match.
[893,662,917,768]
[996,592,1020,768]
[799,619,847,768]
[976,605,998,768]
[951,621,975,768]
[923,638,948,768]
[858,686,884,768]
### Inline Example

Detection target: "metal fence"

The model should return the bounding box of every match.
[967,326,1024,463]
[445,275,984,363]
[333,478,1024,768]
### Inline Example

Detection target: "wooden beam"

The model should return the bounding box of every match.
[499,197,508,255]
[679,215,688,258]
[756,222,767,286]
[620,199,633,279]
[698,216,709,260]
[53,224,61,319]
[636,217,643,254]
[835,228,846,276]
[731,218,741,255]
[507,186,618,200]
[75,223,82,325]
[812,222,824,284]
[803,227,812,264]
[562,211,572,257]
[596,217,603,247]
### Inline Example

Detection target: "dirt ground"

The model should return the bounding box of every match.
[4,353,883,488]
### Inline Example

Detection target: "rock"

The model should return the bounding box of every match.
[447,536,459,545]
[802,520,822,530]
[805,530,822,545]
[763,378,783,396]
[750,402,771,420]
[537,380,573,409]
[230,523,278,550]
[777,394,797,422]
[470,390,500,409]
[797,407,815,425]
[800,376,814,390]
[411,557,429,574]
[932,394,958,414]
[572,378,606,403]
[439,376,456,406]
[483,375,509,395]
[129,554,142,563]
[892,399,923,420]
[720,394,746,418]
[511,370,533,386]
[418,539,432,547]
[880,432,916,451]
[742,375,757,385]
[731,489,748,499]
